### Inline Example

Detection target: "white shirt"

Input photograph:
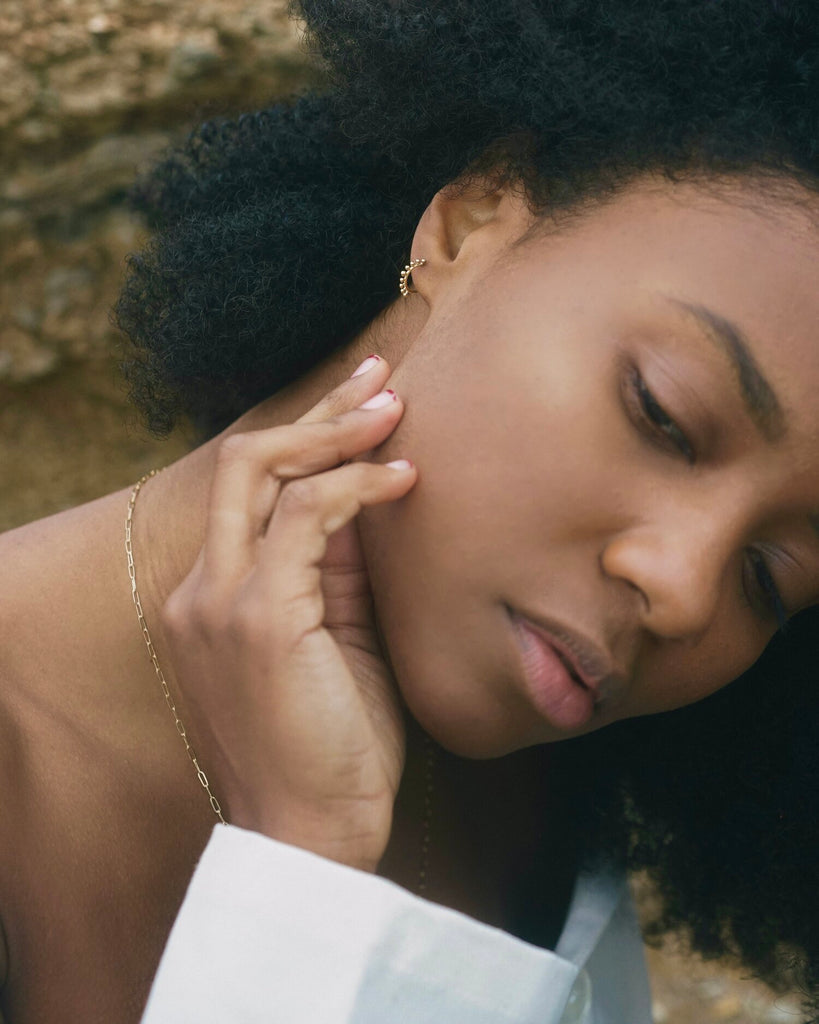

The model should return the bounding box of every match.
[142,825,653,1023]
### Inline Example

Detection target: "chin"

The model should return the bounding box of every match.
[360,511,566,759]
[370,594,575,761]
[382,638,556,760]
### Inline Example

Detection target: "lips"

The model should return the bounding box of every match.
[506,606,620,731]
[552,646,588,689]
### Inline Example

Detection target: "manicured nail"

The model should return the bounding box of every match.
[385,459,413,470]
[351,354,381,378]
[358,389,396,410]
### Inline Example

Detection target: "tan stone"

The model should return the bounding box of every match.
[0,324,60,382]
[0,16,25,36]
[712,994,744,1019]
[0,54,38,128]
[42,20,89,59]
[86,12,123,36]
[49,54,137,117]
[2,133,172,210]
[0,237,44,272]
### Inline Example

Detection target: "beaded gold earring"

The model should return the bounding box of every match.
[399,258,427,297]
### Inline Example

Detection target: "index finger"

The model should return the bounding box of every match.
[297,354,393,424]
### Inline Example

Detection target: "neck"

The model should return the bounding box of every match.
[130,295,421,664]
[380,724,577,940]
[122,294,448,855]
[106,295,574,928]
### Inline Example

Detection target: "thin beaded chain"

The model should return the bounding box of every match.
[126,469,226,823]
[126,469,437,892]
[417,732,436,894]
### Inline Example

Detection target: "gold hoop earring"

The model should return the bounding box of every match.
[399,258,427,298]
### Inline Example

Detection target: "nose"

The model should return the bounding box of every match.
[599,517,731,642]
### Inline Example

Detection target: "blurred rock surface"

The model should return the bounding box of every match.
[0,0,315,388]
[0,3,808,1023]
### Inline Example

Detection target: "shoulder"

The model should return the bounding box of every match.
[0,504,114,913]
[0,517,65,742]
[0,492,127,681]
[0,638,28,995]
[0,505,115,999]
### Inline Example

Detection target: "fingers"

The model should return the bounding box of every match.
[296,353,390,424]
[162,357,413,861]
[262,391,401,481]
[244,459,416,640]
[201,355,409,589]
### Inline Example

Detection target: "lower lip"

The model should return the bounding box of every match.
[509,614,595,730]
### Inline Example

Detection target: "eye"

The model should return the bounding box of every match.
[744,549,788,630]
[625,367,696,464]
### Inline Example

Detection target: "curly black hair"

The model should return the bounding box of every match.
[115,0,819,1015]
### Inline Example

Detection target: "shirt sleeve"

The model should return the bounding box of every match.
[556,868,654,1024]
[141,824,581,1024]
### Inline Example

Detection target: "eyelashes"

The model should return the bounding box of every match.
[746,550,789,631]
[627,365,696,464]
[624,365,788,629]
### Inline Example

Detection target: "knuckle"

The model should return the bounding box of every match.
[216,431,258,469]
[161,588,189,636]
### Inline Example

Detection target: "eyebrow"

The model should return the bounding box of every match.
[664,297,786,443]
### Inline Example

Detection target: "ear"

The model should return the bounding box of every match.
[407,178,535,303]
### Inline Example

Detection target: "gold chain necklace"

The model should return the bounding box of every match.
[127,469,226,823]
[126,469,436,893]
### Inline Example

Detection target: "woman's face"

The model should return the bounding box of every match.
[358,178,819,758]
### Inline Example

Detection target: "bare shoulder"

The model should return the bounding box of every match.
[0,514,72,983]
[0,517,55,660]
[0,554,35,998]
[0,494,128,915]
[0,493,200,1021]
[0,491,132,791]
[0,704,20,996]
[0,490,128,669]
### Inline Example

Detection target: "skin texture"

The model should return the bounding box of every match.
[0,175,818,1021]
[359,176,819,756]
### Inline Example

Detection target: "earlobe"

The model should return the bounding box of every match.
[398,258,427,298]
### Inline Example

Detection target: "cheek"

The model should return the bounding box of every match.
[384,250,628,502]
[385,335,616,521]
[624,625,771,718]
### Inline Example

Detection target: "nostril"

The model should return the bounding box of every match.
[625,577,650,613]
[598,546,650,614]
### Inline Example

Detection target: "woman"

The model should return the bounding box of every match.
[2,0,819,1021]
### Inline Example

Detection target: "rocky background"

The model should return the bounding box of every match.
[0,2,807,1021]
[0,0,318,520]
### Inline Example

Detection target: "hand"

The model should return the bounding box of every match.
[161,356,417,872]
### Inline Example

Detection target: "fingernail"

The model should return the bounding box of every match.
[385,459,413,470]
[358,389,396,410]
[351,354,381,378]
